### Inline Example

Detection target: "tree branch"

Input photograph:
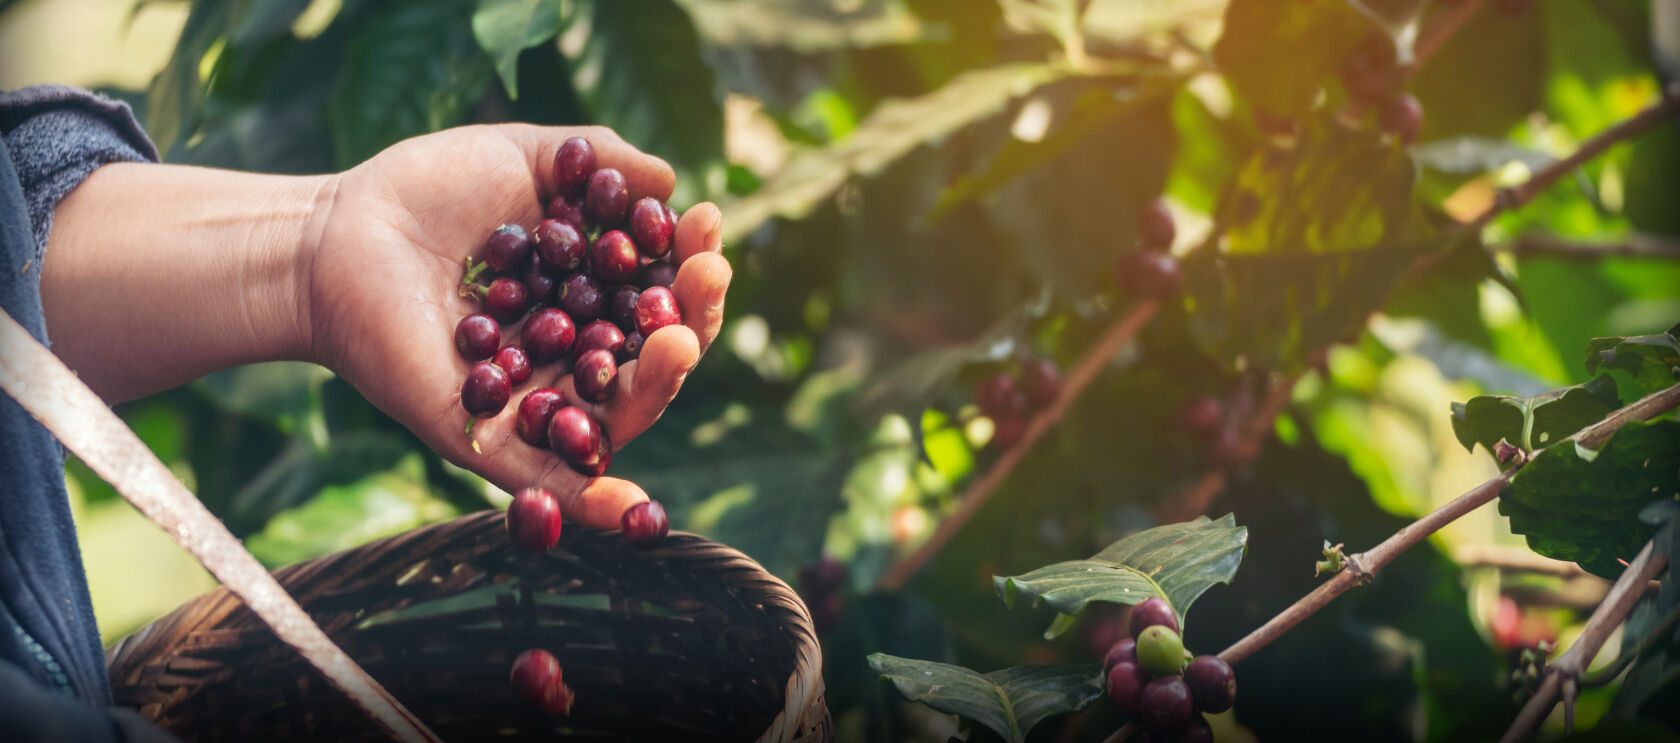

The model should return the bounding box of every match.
[1493,232,1680,261]
[0,312,444,743]
[1500,540,1670,743]
[876,299,1161,591]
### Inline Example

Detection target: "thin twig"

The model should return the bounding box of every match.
[1494,233,1680,261]
[0,312,443,743]
[876,299,1161,591]
[1410,0,1485,75]
[1501,541,1670,743]
[1153,372,1301,523]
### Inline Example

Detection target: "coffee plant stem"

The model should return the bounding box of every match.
[876,299,1162,591]
[1467,83,1680,233]
[0,312,445,743]
[1501,540,1669,743]
[1102,381,1680,743]
[1496,233,1680,261]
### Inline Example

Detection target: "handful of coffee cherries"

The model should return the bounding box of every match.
[458,137,682,715]
[1104,597,1236,742]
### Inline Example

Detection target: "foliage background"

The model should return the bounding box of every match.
[2,0,1678,740]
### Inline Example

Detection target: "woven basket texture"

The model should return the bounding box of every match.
[106,510,830,743]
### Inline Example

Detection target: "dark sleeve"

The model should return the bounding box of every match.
[0,661,177,743]
[0,84,159,259]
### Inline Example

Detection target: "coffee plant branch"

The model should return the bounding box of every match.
[1501,540,1670,743]
[1100,381,1680,743]
[876,298,1163,591]
[0,312,445,743]
[1496,232,1680,261]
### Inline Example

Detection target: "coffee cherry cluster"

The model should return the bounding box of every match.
[974,356,1062,448]
[510,648,575,715]
[1115,198,1182,299]
[1337,30,1424,144]
[454,136,686,482]
[1104,597,1236,742]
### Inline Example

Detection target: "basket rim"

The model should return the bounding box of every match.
[107,510,826,743]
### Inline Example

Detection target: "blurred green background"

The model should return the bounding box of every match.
[4,0,1679,740]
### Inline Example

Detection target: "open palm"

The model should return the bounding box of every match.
[305,124,729,529]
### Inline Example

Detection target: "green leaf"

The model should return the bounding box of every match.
[675,0,930,52]
[720,61,1072,242]
[1585,324,1680,396]
[867,654,1104,743]
[1211,0,1367,116]
[146,0,233,155]
[328,0,490,168]
[1499,419,1680,579]
[1449,374,1621,456]
[560,0,723,204]
[472,0,566,99]
[1184,119,1435,372]
[243,456,460,568]
[994,515,1247,637]
[194,362,333,426]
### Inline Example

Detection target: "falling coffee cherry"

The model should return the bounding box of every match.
[1117,250,1183,299]
[505,487,562,554]
[509,649,574,715]
[1380,93,1423,144]
[1019,358,1062,408]
[621,500,670,549]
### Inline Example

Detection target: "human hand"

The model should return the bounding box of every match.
[305,125,729,529]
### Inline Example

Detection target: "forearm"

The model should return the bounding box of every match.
[40,162,332,402]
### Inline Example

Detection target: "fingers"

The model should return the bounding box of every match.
[672,252,730,355]
[552,477,650,531]
[673,202,723,263]
[501,124,675,203]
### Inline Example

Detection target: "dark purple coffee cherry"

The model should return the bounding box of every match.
[462,362,511,417]
[516,388,565,447]
[1106,661,1147,716]
[1117,250,1182,299]
[483,223,533,273]
[493,345,532,387]
[506,487,562,554]
[1380,93,1423,144]
[628,197,675,258]
[639,260,677,290]
[559,272,606,322]
[524,254,557,303]
[575,320,626,358]
[635,286,682,337]
[1184,655,1236,713]
[1182,716,1213,743]
[535,219,587,274]
[1179,396,1224,440]
[621,500,669,549]
[455,313,500,361]
[610,286,641,331]
[584,168,629,227]
[522,308,576,365]
[590,230,640,285]
[549,406,611,477]
[547,194,586,230]
[1104,637,1138,672]
[1139,676,1194,734]
[482,277,532,324]
[572,349,619,403]
[1130,596,1180,637]
[1339,30,1397,105]
[1019,358,1061,408]
[552,136,596,198]
[620,330,645,362]
[975,372,1025,419]
[1138,198,1176,251]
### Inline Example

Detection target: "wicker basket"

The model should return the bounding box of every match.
[106,511,830,743]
